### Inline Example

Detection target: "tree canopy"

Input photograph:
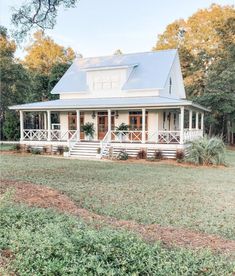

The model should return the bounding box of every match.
[23,31,75,74]
[154,4,235,142]
[11,0,78,40]
[0,27,76,140]
[154,4,235,97]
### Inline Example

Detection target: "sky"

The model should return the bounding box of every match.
[1,0,234,58]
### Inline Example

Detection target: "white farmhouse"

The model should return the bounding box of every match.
[10,50,208,158]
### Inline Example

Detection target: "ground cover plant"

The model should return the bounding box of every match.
[1,151,235,240]
[0,202,234,276]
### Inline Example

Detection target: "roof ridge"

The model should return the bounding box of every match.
[76,49,178,61]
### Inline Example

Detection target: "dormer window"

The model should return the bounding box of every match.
[93,75,120,90]
[169,77,172,95]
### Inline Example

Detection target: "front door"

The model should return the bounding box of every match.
[129,111,148,141]
[97,112,115,140]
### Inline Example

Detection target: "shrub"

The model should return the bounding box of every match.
[31,148,41,155]
[26,145,32,153]
[64,146,69,152]
[154,149,163,160]
[97,147,101,154]
[186,136,226,165]
[116,150,128,160]
[137,149,147,159]
[42,146,48,154]
[57,145,64,155]
[176,150,185,163]
[13,144,21,152]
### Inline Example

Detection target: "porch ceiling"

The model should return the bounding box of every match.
[9,96,209,112]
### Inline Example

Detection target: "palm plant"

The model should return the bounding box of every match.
[186,136,226,165]
[82,122,95,140]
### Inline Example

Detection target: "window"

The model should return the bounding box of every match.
[93,75,120,90]
[169,77,172,95]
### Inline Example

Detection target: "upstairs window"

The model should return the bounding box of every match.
[169,77,172,95]
[93,75,120,90]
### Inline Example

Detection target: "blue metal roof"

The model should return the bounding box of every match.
[51,50,178,94]
[9,96,199,110]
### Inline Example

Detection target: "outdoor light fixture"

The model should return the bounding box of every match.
[91,111,96,119]
[115,110,119,119]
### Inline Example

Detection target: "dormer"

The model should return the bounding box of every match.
[83,64,138,92]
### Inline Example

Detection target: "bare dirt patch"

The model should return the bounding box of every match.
[1,179,235,254]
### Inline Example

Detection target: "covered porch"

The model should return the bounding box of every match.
[19,106,204,145]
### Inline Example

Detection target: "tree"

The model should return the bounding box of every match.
[11,0,78,40]
[113,49,123,55]
[23,31,75,75]
[0,26,30,140]
[195,17,235,142]
[23,31,75,102]
[154,4,235,98]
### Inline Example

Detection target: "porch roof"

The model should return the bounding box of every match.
[9,96,209,111]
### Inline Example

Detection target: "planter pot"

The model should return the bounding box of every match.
[85,134,93,141]
[63,152,70,157]
[117,133,127,142]
[96,154,101,159]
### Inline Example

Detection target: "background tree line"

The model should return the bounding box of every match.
[0,29,75,140]
[1,4,234,143]
[153,4,235,143]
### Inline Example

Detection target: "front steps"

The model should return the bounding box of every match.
[70,141,101,158]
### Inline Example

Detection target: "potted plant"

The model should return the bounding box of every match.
[63,146,70,157]
[82,122,95,140]
[115,123,129,142]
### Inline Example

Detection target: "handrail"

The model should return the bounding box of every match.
[100,131,111,157]
[68,130,79,154]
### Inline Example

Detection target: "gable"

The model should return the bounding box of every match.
[51,50,178,94]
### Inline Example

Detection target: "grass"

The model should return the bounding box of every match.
[1,202,234,275]
[1,151,235,240]
[0,144,15,151]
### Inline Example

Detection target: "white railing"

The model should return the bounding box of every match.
[23,129,77,141]
[68,130,79,154]
[100,131,111,157]
[154,130,180,144]
[110,130,142,143]
[183,129,203,142]
[23,129,48,141]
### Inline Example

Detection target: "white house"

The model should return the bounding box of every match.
[10,50,208,158]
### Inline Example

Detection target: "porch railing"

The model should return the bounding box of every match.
[183,129,203,142]
[23,129,77,141]
[23,129,203,144]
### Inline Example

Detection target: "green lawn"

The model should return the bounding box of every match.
[1,151,235,240]
[0,144,15,151]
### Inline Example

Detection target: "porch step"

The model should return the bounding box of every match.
[69,141,101,158]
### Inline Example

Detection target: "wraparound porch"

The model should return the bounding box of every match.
[19,107,204,145]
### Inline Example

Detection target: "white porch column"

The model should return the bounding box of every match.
[76,110,80,141]
[47,110,51,141]
[201,112,204,133]
[20,110,24,141]
[142,108,146,143]
[180,107,184,144]
[43,112,47,129]
[196,112,199,130]
[108,109,111,140]
[189,110,193,130]
[156,111,159,143]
